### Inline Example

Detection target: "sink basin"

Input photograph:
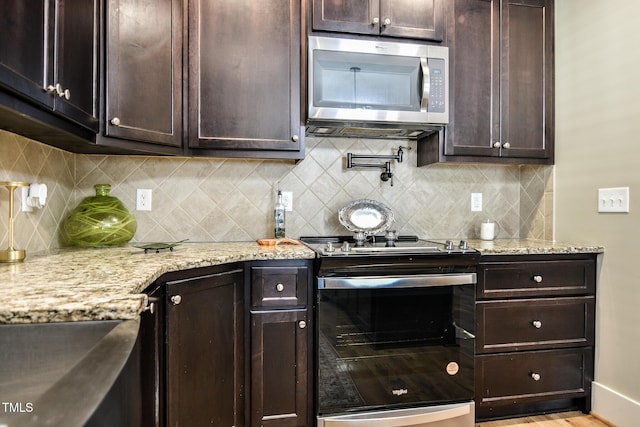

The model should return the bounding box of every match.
[0,318,140,426]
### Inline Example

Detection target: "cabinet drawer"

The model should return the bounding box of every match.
[250,266,308,308]
[476,348,593,408]
[478,259,595,298]
[477,297,595,353]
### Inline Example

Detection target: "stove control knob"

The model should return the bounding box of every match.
[341,241,351,252]
[445,240,454,251]
[325,242,335,253]
[459,240,469,250]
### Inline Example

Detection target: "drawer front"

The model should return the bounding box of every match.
[478,259,595,299]
[476,348,593,407]
[251,266,308,308]
[477,297,595,353]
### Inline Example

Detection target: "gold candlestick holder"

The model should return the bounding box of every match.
[0,181,30,263]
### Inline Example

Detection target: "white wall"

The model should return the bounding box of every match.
[555,2,640,425]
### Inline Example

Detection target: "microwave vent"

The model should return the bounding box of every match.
[340,127,404,137]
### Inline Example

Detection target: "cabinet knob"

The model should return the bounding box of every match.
[532,320,542,329]
[276,283,285,292]
[372,17,380,25]
[383,17,391,26]
[530,372,541,381]
[144,302,156,314]
[170,295,182,305]
[493,141,502,149]
[502,142,511,149]
[46,83,69,99]
[533,275,543,283]
[292,135,299,142]
[110,117,121,126]
[298,320,307,329]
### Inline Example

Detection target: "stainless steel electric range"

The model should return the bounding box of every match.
[300,234,480,427]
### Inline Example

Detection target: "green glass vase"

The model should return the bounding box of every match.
[62,184,137,247]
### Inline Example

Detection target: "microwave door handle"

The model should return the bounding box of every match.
[420,57,430,112]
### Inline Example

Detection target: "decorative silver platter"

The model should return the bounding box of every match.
[338,199,395,235]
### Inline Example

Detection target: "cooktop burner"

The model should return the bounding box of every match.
[299,235,477,257]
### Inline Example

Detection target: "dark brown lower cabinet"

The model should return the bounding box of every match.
[165,265,245,426]
[141,259,313,427]
[247,260,313,427]
[476,254,597,420]
[250,309,309,427]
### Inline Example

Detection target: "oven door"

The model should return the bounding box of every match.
[316,275,475,417]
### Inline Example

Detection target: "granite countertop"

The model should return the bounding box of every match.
[0,242,315,325]
[1,238,603,325]
[469,238,604,255]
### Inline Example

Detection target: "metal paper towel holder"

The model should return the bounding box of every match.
[0,181,30,263]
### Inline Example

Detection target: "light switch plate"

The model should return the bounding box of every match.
[598,187,629,213]
[281,191,293,212]
[471,193,482,212]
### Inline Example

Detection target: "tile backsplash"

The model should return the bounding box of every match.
[0,130,553,254]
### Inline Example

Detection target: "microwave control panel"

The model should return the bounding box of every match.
[428,58,446,113]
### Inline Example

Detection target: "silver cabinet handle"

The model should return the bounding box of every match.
[493,141,502,148]
[532,320,542,329]
[298,320,306,329]
[170,295,182,305]
[291,135,299,142]
[276,283,285,292]
[383,17,391,26]
[530,372,541,381]
[533,275,543,283]
[372,17,380,25]
[502,142,511,149]
[110,117,121,126]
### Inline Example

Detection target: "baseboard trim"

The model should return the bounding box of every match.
[592,381,640,427]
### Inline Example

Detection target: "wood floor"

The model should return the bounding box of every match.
[475,411,614,427]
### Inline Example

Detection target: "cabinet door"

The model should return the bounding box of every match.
[103,0,182,148]
[250,310,310,427]
[381,0,444,41]
[445,0,500,158]
[500,0,553,160]
[166,268,244,427]
[0,0,98,131]
[312,0,380,36]
[188,0,303,157]
[54,0,99,131]
[0,1,55,108]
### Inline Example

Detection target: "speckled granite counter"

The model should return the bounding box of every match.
[469,238,604,255]
[1,239,603,325]
[0,242,315,324]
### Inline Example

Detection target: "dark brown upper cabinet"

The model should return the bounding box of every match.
[98,0,183,154]
[187,0,305,160]
[0,0,99,132]
[312,0,445,42]
[419,0,554,165]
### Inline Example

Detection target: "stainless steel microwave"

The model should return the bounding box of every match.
[307,36,449,139]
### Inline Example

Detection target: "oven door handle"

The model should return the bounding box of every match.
[318,402,473,426]
[317,273,476,289]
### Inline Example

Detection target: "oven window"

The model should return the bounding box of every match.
[317,284,475,415]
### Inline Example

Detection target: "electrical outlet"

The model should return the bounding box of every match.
[471,193,483,212]
[281,191,293,212]
[598,187,629,213]
[136,189,152,211]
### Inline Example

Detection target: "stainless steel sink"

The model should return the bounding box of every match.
[0,318,140,426]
